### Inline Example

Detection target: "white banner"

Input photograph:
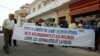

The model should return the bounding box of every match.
[12,23,95,47]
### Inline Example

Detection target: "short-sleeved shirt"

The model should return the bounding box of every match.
[2,19,15,30]
[68,23,77,29]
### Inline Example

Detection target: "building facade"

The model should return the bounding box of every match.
[26,0,73,24]
[69,0,100,49]
[14,0,100,49]
[15,4,31,24]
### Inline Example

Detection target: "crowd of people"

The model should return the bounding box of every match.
[2,13,100,54]
[32,17,100,53]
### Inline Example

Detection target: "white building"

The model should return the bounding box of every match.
[15,4,31,24]
[26,0,79,24]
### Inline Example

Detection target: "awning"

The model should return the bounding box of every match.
[70,4,100,16]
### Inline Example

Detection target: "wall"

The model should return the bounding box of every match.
[57,6,71,23]
[31,11,58,24]
[26,0,71,19]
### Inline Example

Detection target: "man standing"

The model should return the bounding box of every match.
[45,18,57,47]
[96,19,100,53]
[2,14,17,54]
[59,18,68,48]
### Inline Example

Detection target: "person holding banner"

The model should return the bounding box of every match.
[68,20,77,48]
[84,20,97,51]
[45,18,57,47]
[35,19,42,26]
[96,20,100,53]
[2,14,17,54]
[59,18,68,48]
[77,20,84,29]
[68,20,77,29]
[59,18,68,28]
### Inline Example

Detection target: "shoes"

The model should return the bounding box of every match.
[14,44,18,46]
[48,44,54,47]
[3,47,9,54]
[62,46,67,48]
[5,50,9,54]
[9,44,18,46]
[3,47,6,51]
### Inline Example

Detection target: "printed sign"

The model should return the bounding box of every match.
[12,23,95,47]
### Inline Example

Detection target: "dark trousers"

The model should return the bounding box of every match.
[13,40,17,46]
[3,28,12,51]
[95,31,99,51]
[3,28,17,51]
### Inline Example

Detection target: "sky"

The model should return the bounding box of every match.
[0,0,35,26]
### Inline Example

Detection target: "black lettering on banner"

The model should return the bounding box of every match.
[38,38,48,42]
[49,39,58,43]
[59,40,71,44]
[24,37,32,41]
[33,37,37,41]
[38,38,58,44]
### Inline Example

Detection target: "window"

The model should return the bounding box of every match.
[33,8,35,12]
[43,1,47,6]
[43,0,51,6]
[38,4,41,9]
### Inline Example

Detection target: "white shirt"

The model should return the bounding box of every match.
[2,19,15,30]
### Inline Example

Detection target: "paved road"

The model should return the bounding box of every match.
[0,34,100,56]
